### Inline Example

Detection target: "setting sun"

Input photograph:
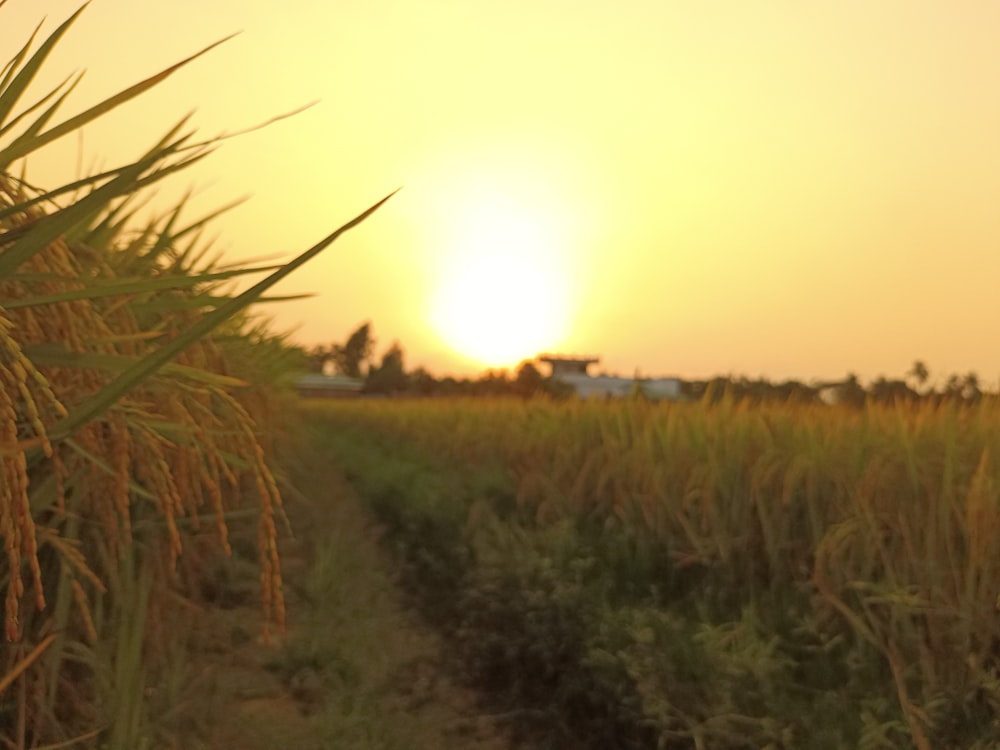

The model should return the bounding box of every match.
[430,187,570,368]
[9,3,1000,746]
[8,1,1000,383]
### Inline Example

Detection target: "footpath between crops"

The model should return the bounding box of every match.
[169,430,517,749]
[296,400,1000,750]
[303,414,663,750]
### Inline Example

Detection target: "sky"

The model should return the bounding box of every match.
[4,1,1000,385]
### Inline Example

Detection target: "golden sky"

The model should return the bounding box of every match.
[6,1,1000,385]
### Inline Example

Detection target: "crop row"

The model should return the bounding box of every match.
[309,397,1000,749]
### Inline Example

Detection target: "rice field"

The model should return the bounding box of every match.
[307,396,1000,749]
[6,6,1000,749]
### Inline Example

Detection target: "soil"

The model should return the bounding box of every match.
[164,465,517,750]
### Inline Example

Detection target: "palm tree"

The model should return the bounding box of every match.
[906,360,930,394]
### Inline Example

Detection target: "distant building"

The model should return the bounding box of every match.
[539,354,681,401]
[539,355,600,378]
[293,373,364,398]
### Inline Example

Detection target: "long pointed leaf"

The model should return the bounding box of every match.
[63,437,157,503]
[79,193,153,252]
[0,120,193,277]
[0,33,236,169]
[3,264,285,309]
[0,156,164,228]
[0,121,197,243]
[0,104,291,228]
[48,190,398,439]
[119,193,247,275]
[136,292,315,314]
[0,72,80,140]
[23,344,249,388]
[0,39,30,96]
[0,21,43,120]
[0,5,88,130]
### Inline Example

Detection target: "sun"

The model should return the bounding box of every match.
[430,189,570,368]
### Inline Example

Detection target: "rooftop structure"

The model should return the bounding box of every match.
[539,354,682,401]
[538,354,600,378]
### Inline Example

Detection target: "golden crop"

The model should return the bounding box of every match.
[310,395,1000,745]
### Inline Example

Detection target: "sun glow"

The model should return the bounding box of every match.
[430,188,571,368]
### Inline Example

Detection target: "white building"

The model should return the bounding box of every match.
[539,355,682,401]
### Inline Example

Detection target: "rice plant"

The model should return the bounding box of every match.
[309,396,1000,747]
[0,6,391,746]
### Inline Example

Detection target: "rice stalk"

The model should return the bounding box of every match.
[0,4,394,743]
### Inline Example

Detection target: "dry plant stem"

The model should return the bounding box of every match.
[0,633,55,694]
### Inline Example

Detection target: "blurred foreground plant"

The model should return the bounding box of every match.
[0,5,392,746]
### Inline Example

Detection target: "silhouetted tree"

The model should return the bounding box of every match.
[433,376,458,396]
[407,367,438,396]
[835,373,867,408]
[943,373,963,401]
[305,344,330,373]
[365,341,407,394]
[475,369,512,397]
[514,361,544,398]
[963,372,982,403]
[868,377,917,405]
[771,380,819,404]
[907,360,930,393]
[332,321,374,378]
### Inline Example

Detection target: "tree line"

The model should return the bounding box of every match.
[302,323,989,405]
[684,364,985,407]
[301,322,560,398]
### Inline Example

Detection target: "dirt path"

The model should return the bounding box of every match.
[169,465,516,750]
